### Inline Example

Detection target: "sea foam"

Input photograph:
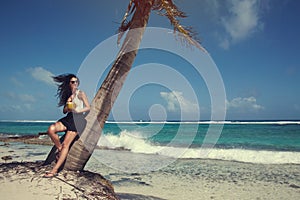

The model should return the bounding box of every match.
[98,130,300,165]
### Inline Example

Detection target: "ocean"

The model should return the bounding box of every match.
[1,120,300,165]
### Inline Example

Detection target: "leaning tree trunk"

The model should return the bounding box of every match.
[63,1,154,171]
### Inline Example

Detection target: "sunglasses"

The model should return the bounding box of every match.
[70,80,78,84]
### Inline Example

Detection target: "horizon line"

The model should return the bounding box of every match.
[1,119,300,125]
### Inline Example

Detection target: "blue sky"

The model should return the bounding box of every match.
[0,0,299,121]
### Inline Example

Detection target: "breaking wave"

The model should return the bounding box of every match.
[98,130,300,165]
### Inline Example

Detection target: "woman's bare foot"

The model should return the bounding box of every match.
[43,171,58,178]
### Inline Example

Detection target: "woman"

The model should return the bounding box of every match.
[44,74,90,178]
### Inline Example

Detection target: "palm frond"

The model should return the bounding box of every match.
[118,0,207,53]
[153,0,207,53]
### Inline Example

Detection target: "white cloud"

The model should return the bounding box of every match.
[19,94,36,103]
[220,0,263,48]
[0,93,35,115]
[27,67,55,86]
[219,38,230,50]
[226,96,264,112]
[4,92,16,99]
[0,104,21,113]
[3,92,36,103]
[160,91,199,113]
[0,103,33,113]
[10,77,23,87]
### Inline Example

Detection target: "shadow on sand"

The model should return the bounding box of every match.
[117,193,166,200]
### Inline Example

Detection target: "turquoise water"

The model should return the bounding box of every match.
[1,120,300,152]
[1,120,300,164]
[104,122,300,152]
[0,121,53,136]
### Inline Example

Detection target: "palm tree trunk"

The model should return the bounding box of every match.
[63,0,154,171]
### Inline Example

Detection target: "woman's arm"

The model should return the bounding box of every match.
[76,91,90,113]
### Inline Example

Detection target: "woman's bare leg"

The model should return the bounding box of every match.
[46,131,78,175]
[47,122,66,151]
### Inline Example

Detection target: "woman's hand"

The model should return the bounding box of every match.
[63,97,74,114]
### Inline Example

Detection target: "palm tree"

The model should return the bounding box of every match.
[45,0,206,171]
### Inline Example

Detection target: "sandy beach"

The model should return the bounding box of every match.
[86,150,300,200]
[1,139,300,200]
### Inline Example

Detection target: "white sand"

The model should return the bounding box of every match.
[0,173,79,200]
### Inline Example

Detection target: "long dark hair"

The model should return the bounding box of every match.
[53,74,80,107]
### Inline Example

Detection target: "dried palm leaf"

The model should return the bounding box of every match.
[118,0,207,53]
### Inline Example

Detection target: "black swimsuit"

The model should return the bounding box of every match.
[59,112,86,133]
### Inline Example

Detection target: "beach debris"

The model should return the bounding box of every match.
[38,132,48,136]
[0,134,52,146]
[0,142,10,147]
[1,155,12,162]
[0,161,120,199]
[289,184,300,189]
